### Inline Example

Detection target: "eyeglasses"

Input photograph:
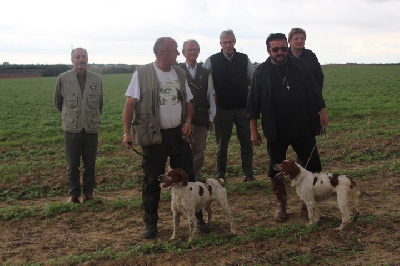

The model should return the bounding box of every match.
[221,41,235,46]
[185,48,200,52]
[270,46,288,53]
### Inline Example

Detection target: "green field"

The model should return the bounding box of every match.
[0,65,399,265]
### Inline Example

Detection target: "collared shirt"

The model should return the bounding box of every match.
[185,63,197,79]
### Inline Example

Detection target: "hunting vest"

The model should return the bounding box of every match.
[59,70,102,133]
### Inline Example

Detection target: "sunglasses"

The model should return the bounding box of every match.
[270,46,288,53]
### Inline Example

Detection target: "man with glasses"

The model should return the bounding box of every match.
[202,29,255,182]
[246,33,329,222]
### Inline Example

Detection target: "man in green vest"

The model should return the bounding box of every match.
[54,47,103,204]
[122,37,196,239]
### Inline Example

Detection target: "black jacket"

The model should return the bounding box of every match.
[289,47,324,90]
[246,56,326,141]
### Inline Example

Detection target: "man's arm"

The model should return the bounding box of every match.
[122,97,137,149]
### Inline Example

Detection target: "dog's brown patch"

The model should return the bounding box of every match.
[313,176,318,186]
[208,185,213,196]
[199,186,204,196]
[329,174,339,187]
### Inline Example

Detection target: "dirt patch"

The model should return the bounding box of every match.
[1,175,399,265]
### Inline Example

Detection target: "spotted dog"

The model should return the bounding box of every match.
[159,168,236,241]
[273,160,359,230]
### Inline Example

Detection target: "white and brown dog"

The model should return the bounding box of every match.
[273,160,359,231]
[159,168,236,241]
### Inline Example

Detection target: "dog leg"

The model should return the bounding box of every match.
[219,196,236,235]
[205,204,212,224]
[307,201,319,225]
[170,212,180,240]
[187,212,198,242]
[335,191,351,231]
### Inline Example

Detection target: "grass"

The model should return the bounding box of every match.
[0,64,399,265]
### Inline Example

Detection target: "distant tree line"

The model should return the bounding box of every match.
[0,64,141,77]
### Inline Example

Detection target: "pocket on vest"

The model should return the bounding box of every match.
[87,113,101,129]
[87,94,100,109]
[132,115,162,146]
[65,93,78,108]
[62,113,78,129]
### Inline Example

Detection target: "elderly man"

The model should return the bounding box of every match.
[202,29,255,182]
[122,37,199,239]
[54,47,103,204]
[179,39,216,181]
[247,33,329,222]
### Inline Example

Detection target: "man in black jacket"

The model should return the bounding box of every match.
[202,29,255,182]
[247,33,329,222]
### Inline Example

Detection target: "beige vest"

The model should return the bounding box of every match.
[59,70,102,133]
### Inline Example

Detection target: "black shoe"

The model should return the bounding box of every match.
[243,175,256,182]
[142,227,158,239]
[197,222,211,233]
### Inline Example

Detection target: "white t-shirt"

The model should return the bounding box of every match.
[125,63,193,129]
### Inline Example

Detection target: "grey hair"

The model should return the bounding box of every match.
[220,29,236,41]
[182,39,200,51]
[153,37,172,56]
[71,48,87,58]
[288,28,307,41]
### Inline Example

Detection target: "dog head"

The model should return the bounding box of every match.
[159,168,188,188]
[273,160,301,180]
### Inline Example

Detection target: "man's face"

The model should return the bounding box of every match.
[182,41,200,63]
[71,48,88,72]
[220,34,236,56]
[163,39,180,66]
[289,33,306,50]
[268,39,289,65]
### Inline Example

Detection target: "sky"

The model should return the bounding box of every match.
[1,0,400,65]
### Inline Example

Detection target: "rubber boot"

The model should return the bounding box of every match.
[271,177,287,222]
[143,213,158,239]
[195,211,210,233]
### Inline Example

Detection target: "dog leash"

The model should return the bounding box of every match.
[127,141,144,157]
[304,127,327,169]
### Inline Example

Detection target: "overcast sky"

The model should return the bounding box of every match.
[1,0,400,65]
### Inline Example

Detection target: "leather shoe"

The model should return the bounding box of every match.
[67,196,80,203]
[243,175,256,182]
[197,222,211,233]
[143,227,158,239]
[83,195,94,203]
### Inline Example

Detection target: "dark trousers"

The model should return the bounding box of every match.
[64,130,98,197]
[267,134,322,177]
[141,127,194,225]
[214,105,253,177]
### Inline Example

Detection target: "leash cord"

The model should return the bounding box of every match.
[304,127,326,169]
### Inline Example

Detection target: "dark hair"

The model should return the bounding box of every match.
[266,33,287,49]
[288,28,306,41]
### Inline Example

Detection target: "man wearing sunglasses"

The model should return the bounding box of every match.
[246,33,329,222]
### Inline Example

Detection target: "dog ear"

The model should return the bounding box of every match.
[177,169,189,186]
[289,161,300,180]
